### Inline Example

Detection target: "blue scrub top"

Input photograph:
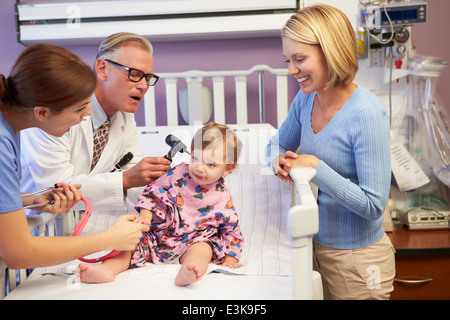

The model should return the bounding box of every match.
[0,111,23,214]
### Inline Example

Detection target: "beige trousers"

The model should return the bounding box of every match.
[313,234,396,300]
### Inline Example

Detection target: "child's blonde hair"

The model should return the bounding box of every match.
[191,122,242,169]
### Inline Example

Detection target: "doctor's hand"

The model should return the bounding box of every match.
[106,213,150,251]
[122,157,171,190]
[33,183,82,214]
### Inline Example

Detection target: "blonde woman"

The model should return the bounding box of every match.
[266,4,395,299]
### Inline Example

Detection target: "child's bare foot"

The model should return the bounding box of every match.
[77,263,115,284]
[175,262,202,286]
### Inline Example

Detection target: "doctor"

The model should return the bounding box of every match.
[21,33,172,232]
[0,44,148,273]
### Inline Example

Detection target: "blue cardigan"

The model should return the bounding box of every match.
[266,86,391,249]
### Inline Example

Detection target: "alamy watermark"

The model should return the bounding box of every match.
[66,264,80,290]
[66,5,81,30]
[364,6,382,29]
[366,264,381,290]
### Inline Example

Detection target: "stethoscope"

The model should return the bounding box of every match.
[21,152,135,262]
[73,152,134,262]
[22,183,120,263]
[22,183,60,209]
[71,192,120,263]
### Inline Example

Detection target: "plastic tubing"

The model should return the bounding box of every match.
[71,190,120,263]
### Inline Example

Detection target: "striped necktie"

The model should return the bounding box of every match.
[90,118,110,171]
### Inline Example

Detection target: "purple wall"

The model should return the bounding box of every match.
[413,0,450,116]
[0,0,298,127]
[1,0,449,127]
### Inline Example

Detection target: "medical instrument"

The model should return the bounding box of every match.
[22,183,61,209]
[72,192,120,263]
[359,1,427,30]
[111,152,134,172]
[164,134,190,162]
[21,184,60,197]
[403,208,450,230]
[23,200,55,210]
[23,182,120,262]
[409,56,449,187]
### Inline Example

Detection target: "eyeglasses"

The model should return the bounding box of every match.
[105,59,159,86]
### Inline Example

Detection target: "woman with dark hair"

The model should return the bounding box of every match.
[0,44,148,271]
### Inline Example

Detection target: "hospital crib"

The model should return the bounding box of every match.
[1,213,59,297]
[2,65,321,300]
[143,64,289,127]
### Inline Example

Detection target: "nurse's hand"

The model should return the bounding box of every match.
[107,213,150,251]
[34,183,82,214]
[122,156,171,190]
[273,151,298,182]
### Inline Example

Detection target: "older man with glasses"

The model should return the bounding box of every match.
[104,59,159,86]
[20,32,171,234]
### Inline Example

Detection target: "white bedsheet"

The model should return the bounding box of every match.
[5,265,293,300]
[6,170,296,300]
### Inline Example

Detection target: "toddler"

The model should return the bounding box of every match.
[78,122,245,286]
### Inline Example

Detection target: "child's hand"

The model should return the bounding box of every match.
[221,255,243,269]
[134,215,151,226]
[135,209,153,226]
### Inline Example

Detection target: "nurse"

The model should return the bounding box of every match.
[265,4,395,299]
[0,44,149,270]
[20,33,172,233]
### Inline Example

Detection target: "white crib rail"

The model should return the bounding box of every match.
[288,167,321,300]
[1,213,58,297]
[144,64,289,127]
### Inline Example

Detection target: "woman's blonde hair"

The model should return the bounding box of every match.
[191,122,242,168]
[282,4,358,88]
[96,32,153,60]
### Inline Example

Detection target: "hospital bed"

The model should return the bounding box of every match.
[2,65,322,300]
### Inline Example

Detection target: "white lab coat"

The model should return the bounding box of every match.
[20,110,145,233]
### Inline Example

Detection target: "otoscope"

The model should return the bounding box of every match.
[164,134,190,162]
[111,152,134,172]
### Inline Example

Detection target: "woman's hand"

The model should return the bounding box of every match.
[272,151,298,182]
[33,183,82,214]
[287,154,320,169]
[273,152,320,182]
[106,213,150,251]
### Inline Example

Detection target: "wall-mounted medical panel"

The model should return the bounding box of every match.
[16,0,300,45]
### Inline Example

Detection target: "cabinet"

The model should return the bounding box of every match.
[388,228,450,300]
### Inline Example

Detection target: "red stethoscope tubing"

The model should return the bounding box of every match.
[69,186,120,263]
